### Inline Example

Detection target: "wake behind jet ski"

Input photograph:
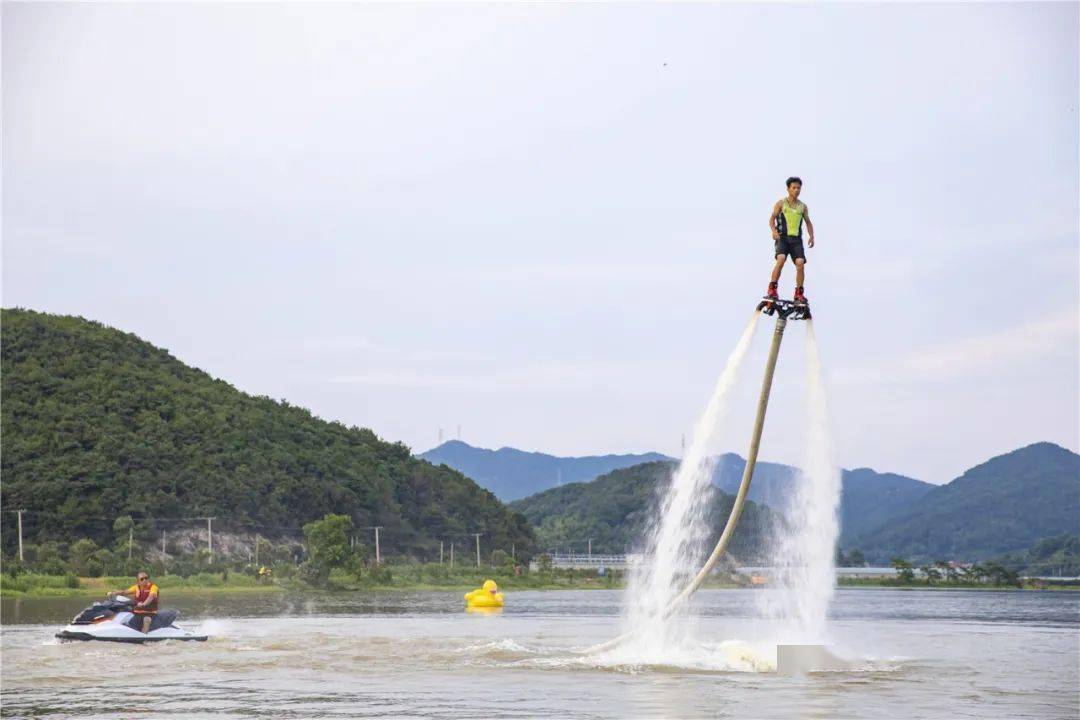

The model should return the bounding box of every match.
[56,595,208,643]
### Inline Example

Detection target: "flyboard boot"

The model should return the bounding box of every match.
[759,282,780,313]
[793,286,808,306]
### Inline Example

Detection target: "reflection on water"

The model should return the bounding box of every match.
[2,589,1077,719]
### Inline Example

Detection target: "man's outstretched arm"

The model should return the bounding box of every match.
[769,201,782,240]
[804,206,815,247]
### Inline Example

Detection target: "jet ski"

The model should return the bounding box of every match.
[56,595,208,643]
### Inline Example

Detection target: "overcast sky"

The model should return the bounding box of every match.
[4,2,1077,484]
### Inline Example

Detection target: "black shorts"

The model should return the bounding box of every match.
[127,612,156,631]
[774,236,806,262]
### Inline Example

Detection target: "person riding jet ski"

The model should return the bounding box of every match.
[56,573,207,643]
[108,571,158,633]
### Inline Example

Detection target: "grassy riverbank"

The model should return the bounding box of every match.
[837,577,1080,590]
[0,573,281,598]
[328,572,618,592]
[0,567,628,596]
[323,564,752,591]
[7,569,1075,597]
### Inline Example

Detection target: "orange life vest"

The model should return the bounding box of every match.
[125,583,159,614]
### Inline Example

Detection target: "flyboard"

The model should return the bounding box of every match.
[587,295,850,675]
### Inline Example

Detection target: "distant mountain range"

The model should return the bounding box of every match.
[419,440,671,501]
[420,440,934,547]
[707,454,934,547]
[849,442,1079,563]
[9,308,1073,569]
[432,440,1080,564]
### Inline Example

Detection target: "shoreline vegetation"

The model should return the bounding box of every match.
[0,569,626,598]
[6,515,1077,599]
[4,568,1078,598]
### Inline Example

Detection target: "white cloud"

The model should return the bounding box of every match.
[838,308,1079,385]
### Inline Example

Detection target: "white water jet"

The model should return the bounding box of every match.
[758,320,842,644]
[617,312,760,659]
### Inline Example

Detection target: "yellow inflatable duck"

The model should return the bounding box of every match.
[464,579,504,609]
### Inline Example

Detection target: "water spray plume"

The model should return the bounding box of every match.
[584,310,763,657]
[619,310,761,656]
[585,301,840,671]
[758,320,842,644]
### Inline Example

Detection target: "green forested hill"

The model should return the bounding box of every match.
[852,442,1080,563]
[509,461,776,562]
[993,534,1080,577]
[0,309,534,559]
[706,454,933,546]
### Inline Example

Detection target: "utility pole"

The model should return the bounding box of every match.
[588,538,592,558]
[440,541,444,566]
[207,517,214,559]
[373,526,382,564]
[255,533,260,567]
[162,530,166,557]
[450,542,454,570]
[16,510,24,562]
[128,526,134,561]
[511,543,515,560]
[473,533,482,568]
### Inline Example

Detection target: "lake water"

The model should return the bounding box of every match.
[2,588,1077,719]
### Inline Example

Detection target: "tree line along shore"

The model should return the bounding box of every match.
[5,569,1076,598]
[1,514,624,597]
[4,513,1076,597]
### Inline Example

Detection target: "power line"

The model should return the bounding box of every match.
[5,509,526,566]
[3,510,497,540]
[2,509,305,531]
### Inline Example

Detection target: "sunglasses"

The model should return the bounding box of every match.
[137,577,149,581]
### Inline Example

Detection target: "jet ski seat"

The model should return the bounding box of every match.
[126,609,179,632]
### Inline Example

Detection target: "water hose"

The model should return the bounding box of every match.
[586,313,788,654]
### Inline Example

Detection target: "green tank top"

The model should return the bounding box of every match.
[780,200,805,238]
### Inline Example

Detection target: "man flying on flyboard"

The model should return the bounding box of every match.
[764,176,814,307]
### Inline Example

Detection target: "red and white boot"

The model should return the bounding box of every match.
[793,286,808,305]
[764,281,779,301]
